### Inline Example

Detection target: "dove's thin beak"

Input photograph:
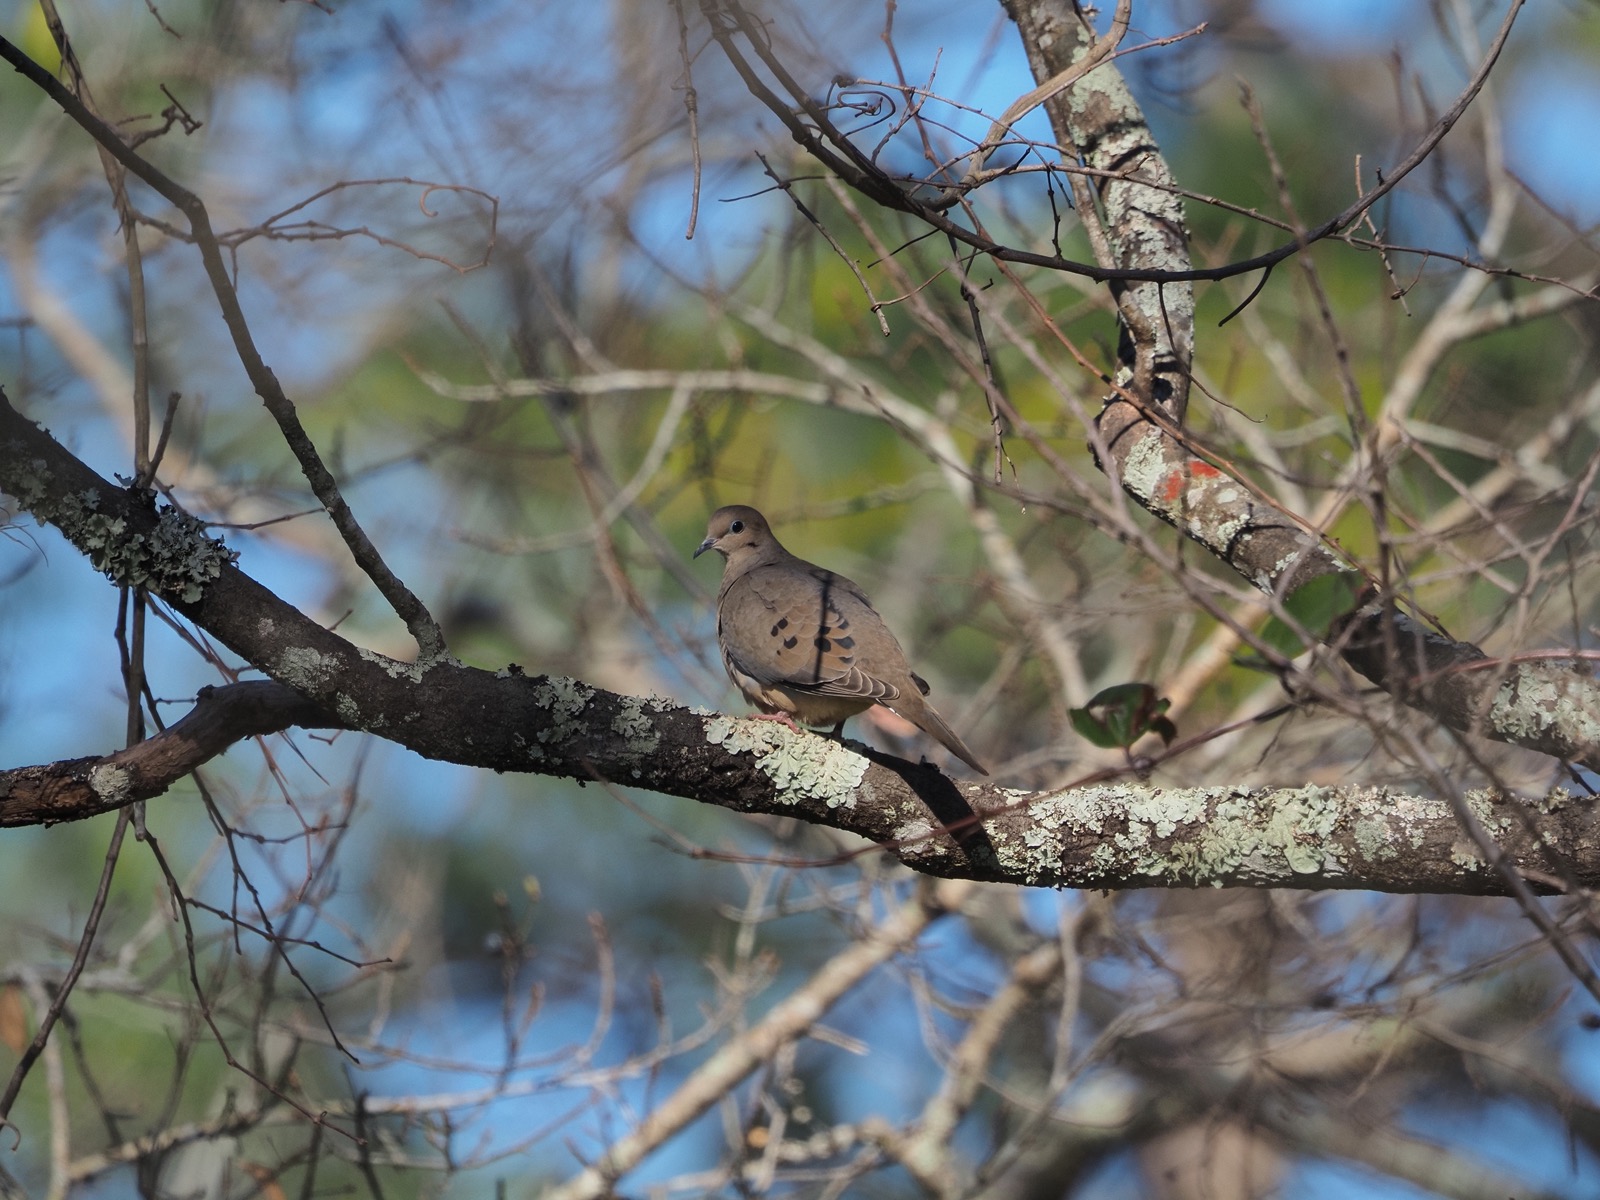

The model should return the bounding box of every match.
[693,536,716,559]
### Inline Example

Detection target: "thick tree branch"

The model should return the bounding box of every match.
[5,390,1600,895]
[1096,401,1600,768]
[1000,0,1194,417]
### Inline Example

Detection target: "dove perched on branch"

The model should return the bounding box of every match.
[695,505,988,776]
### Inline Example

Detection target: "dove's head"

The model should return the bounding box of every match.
[695,505,782,566]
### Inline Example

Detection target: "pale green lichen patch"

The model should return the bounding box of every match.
[1351,814,1401,862]
[46,493,237,602]
[1203,784,1344,876]
[993,784,1363,887]
[1013,791,1070,855]
[703,718,868,808]
[706,715,779,755]
[3,453,53,508]
[1369,792,1434,851]
[1114,785,1239,882]
[88,763,133,805]
[996,779,1537,889]
[1536,787,1574,815]
[1489,664,1600,750]
[1462,787,1501,829]
[762,739,868,806]
[1279,787,1342,874]
[996,785,1144,885]
[530,676,595,745]
[1267,802,1327,874]
[274,645,340,692]
[610,696,659,754]
[1126,788,1208,838]
[1119,430,1170,509]
[1204,507,1251,551]
[534,676,594,719]
[3,456,238,600]
[1451,839,1487,870]
[358,647,427,683]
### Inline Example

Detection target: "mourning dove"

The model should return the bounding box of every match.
[695,505,988,776]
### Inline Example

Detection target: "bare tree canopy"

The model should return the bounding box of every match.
[2,0,1599,1196]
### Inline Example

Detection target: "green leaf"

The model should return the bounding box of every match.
[1069,683,1178,751]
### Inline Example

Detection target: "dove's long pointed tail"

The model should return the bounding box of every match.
[894,696,988,776]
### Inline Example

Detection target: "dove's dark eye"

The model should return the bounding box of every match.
[730,520,744,533]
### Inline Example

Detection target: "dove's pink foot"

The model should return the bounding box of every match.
[749,711,803,733]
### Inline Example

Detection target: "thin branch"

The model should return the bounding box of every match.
[0,34,450,661]
[0,811,131,1121]
[543,883,966,1200]
[695,0,1529,287]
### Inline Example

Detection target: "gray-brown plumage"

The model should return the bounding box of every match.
[694,505,988,776]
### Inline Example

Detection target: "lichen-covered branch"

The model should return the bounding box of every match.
[3,388,1598,894]
[688,0,1600,768]
[998,0,1600,771]
[999,0,1194,417]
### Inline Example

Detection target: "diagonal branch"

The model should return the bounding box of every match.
[0,682,340,826]
[543,885,963,1200]
[996,0,1600,772]
[0,34,447,661]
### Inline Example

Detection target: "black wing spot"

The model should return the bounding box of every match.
[783,636,799,650]
[814,637,832,652]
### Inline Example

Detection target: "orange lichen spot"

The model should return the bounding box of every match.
[1159,461,1225,504]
